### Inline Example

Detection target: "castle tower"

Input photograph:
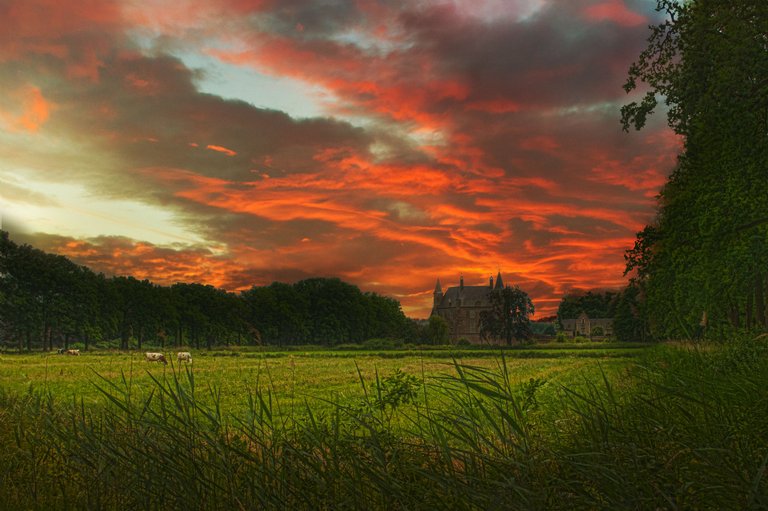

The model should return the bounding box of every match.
[489,275,494,288]
[432,278,443,313]
[494,271,504,290]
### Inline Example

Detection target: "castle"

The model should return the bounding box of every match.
[431,272,505,343]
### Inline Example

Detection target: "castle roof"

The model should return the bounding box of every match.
[436,285,493,308]
[494,271,504,290]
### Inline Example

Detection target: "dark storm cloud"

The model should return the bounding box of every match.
[51,53,373,182]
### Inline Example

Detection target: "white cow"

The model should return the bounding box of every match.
[177,351,193,364]
[66,349,80,356]
[145,352,167,365]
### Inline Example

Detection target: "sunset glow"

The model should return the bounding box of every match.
[0,0,678,317]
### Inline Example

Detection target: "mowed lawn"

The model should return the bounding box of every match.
[0,344,649,420]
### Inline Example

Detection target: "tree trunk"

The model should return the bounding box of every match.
[730,304,740,328]
[746,289,754,329]
[120,327,129,350]
[756,272,766,329]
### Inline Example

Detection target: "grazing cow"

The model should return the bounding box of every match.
[57,348,66,354]
[145,352,167,365]
[177,351,192,364]
[66,349,80,356]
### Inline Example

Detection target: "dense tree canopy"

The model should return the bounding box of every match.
[0,231,413,350]
[623,0,768,339]
[479,286,535,345]
[556,289,619,323]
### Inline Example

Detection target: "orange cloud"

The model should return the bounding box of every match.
[38,235,238,290]
[206,144,237,157]
[0,85,52,132]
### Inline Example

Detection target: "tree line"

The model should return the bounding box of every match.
[0,231,417,351]
[621,0,768,340]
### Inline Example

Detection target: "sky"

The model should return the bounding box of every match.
[0,0,679,318]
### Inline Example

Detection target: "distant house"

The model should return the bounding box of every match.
[560,312,613,338]
[431,272,506,343]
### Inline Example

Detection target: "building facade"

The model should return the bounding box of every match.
[431,272,505,343]
[560,311,613,338]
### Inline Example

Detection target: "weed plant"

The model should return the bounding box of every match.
[0,338,766,509]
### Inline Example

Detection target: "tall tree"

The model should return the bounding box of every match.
[622,0,768,339]
[479,286,535,345]
[426,315,449,345]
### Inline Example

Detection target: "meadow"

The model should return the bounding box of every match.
[0,343,645,418]
[1,340,766,510]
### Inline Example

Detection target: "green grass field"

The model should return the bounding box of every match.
[0,343,643,419]
[1,340,766,510]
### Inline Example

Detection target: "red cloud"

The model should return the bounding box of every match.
[0,0,123,80]
[583,0,646,27]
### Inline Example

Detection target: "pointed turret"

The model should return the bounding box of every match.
[494,271,504,289]
[489,275,494,288]
[432,278,443,313]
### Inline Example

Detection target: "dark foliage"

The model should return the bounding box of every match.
[556,289,619,322]
[0,231,412,349]
[622,0,768,339]
[479,286,535,345]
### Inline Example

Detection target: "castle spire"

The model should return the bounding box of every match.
[432,278,443,314]
[494,271,504,289]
